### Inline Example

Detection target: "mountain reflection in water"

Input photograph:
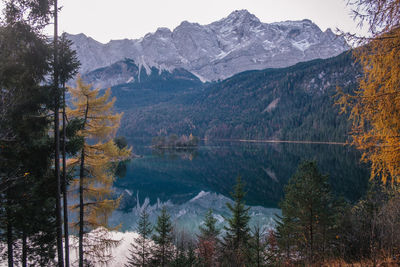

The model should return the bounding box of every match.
[111,139,368,233]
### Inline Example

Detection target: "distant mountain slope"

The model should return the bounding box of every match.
[68,9,349,81]
[80,59,204,123]
[82,58,201,89]
[117,52,360,141]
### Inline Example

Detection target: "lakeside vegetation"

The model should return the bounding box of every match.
[152,134,199,149]
[122,164,400,266]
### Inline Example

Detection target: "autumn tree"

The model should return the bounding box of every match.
[337,0,400,184]
[348,0,400,35]
[67,78,131,267]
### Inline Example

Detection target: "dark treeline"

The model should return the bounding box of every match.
[0,1,129,266]
[125,164,400,267]
[0,0,79,266]
[0,1,74,266]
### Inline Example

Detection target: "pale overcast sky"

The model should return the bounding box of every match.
[14,0,368,43]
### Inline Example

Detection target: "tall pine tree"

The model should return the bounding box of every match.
[151,206,174,267]
[125,207,153,267]
[276,161,334,264]
[0,5,56,265]
[221,176,251,267]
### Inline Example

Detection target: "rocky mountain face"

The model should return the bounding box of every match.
[67,9,349,81]
[82,58,201,89]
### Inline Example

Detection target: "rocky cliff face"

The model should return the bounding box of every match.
[81,58,201,89]
[68,9,349,81]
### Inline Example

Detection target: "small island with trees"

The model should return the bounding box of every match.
[151,134,199,149]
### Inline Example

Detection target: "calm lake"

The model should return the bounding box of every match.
[109,139,369,234]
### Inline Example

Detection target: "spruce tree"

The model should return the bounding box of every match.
[125,208,153,267]
[151,206,174,267]
[222,176,251,267]
[199,209,220,239]
[276,161,334,264]
[0,2,79,266]
[0,5,56,265]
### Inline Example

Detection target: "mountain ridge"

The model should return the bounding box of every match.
[67,9,349,81]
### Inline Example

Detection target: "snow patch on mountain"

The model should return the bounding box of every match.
[190,190,209,202]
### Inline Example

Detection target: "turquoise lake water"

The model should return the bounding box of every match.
[109,139,369,233]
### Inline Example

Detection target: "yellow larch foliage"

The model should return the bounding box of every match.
[67,77,131,263]
[338,28,400,184]
[336,0,400,185]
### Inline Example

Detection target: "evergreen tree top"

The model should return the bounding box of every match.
[136,208,152,238]
[223,175,251,249]
[199,209,220,240]
[153,206,173,245]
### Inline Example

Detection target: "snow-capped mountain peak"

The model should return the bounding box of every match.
[224,9,261,24]
[67,9,349,81]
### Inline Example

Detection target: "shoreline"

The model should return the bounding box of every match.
[202,138,347,145]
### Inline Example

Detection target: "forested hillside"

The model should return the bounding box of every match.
[116,52,360,141]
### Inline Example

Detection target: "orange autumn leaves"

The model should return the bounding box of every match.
[67,77,131,230]
[337,27,400,184]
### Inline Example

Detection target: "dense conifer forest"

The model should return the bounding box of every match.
[115,52,359,142]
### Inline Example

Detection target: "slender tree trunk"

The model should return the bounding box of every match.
[53,1,64,266]
[161,245,165,267]
[22,169,27,267]
[142,242,145,267]
[62,87,70,267]
[371,211,377,267]
[309,207,313,264]
[79,99,89,267]
[7,203,13,267]
[79,148,85,267]
[22,229,27,267]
